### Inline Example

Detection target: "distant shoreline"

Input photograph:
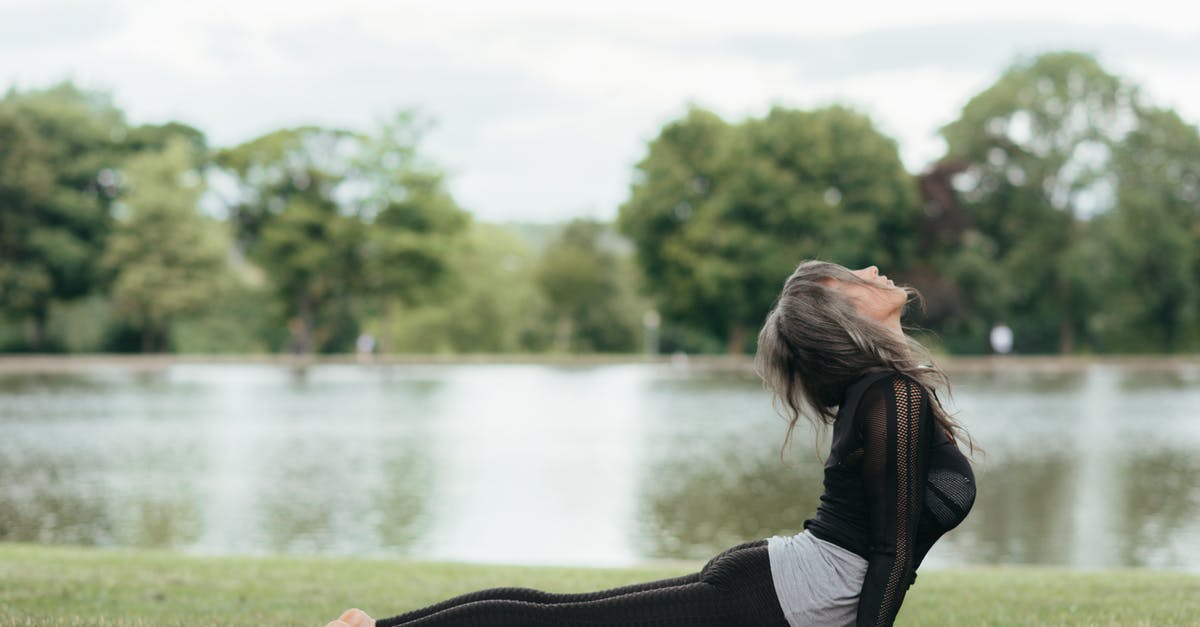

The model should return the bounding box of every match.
[0,352,1198,374]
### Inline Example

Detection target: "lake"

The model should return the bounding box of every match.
[1,358,1198,573]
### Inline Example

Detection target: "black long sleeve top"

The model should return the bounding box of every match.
[803,370,976,627]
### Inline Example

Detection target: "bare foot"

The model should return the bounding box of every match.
[325,608,375,627]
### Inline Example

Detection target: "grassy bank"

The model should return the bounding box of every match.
[1,544,1197,626]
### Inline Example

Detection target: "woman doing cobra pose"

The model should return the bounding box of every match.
[328,260,977,627]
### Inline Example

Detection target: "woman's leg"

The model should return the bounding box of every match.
[375,540,787,627]
[376,540,767,625]
[373,574,701,625]
[376,539,765,625]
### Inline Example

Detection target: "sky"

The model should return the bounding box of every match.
[2,0,1198,222]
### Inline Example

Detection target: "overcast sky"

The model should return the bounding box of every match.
[2,0,1198,222]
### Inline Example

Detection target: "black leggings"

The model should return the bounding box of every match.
[374,540,790,627]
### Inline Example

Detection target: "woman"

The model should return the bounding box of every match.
[328,260,977,627]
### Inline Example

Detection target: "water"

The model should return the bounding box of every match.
[1,361,1198,572]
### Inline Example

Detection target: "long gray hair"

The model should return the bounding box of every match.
[754,259,977,456]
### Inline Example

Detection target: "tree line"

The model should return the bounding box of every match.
[2,51,1198,355]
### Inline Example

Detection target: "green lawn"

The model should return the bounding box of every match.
[1,543,1197,626]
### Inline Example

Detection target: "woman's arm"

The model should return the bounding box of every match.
[855,373,931,627]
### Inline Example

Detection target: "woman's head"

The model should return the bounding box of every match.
[754,259,974,453]
[826,265,908,330]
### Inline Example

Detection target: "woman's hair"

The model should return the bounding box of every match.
[754,259,977,456]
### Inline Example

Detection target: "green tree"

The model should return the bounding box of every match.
[257,196,364,354]
[102,136,229,352]
[382,222,549,353]
[124,121,208,161]
[217,116,470,355]
[535,219,641,353]
[0,82,126,350]
[1091,108,1200,351]
[618,105,919,353]
[216,127,363,353]
[354,113,470,353]
[939,52,1138,353]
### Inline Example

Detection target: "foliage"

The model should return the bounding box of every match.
[381,222,549,353]
[170,280,282,354]
[214,115,472,355]
[536,219,642,353]
[43,295,117,353]
[378,219,643,355]
[5,55,1200,356]
[257,196,364,353]
[618,105,920,353]
[101,137,229,352]
[1091,108,1200,352]
[937,52,1139,353]
[0,83,127,349]
[354,113,472,353]
[214,126,357,249]
[216,127,366,353]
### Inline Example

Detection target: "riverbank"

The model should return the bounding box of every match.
[1,544,1197,626]
[2,352,1200,375]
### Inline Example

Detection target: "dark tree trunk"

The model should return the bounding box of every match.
[379,299,394,355]
[554,314,573,353]
[29,304,49,351]
[1058,314,1075,354]
[294,290,315,355]
[141,326,155,353]
[727,322,746,355]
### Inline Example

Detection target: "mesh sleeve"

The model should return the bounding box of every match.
[855,373,930,627]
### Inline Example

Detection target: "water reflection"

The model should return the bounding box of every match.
[374,452,433,550]
[0,444,202,548]
[950,452,1077,565]
[0,372,109,394]
[419,365,646,566]
[0,361,1197,572]
[252,429,433,555]
[638,445,824,559]
[1113,448,1200,569]
[190,365,439,555]
[0,495,113,545]
[0,453,114,544]
[0,364,442,558]
[121,498,201,547]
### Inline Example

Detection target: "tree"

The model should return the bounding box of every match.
[0,82,126,349]
[381,222,549,353]
[216,126,364,353]
[939,52,1139,353]
[216,115,470,355]
[535,219,641,353]
[124,121,208,161]
[102,136,229,352]
[353,113,470,353]
[618,105,920,353]
[255,195,364,354]
[1091,108,1200,351]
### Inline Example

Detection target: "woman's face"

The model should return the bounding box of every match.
[824,265,907,324]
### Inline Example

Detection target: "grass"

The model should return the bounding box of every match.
[1,543,1197,626]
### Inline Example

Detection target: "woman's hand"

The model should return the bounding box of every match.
[325,608,375,627]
